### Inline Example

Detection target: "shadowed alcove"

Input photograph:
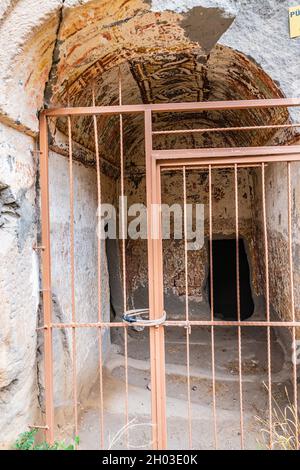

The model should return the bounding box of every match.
[44,8,297,449]
[48,46,293,323]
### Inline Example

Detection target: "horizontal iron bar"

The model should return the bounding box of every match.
[153,145,300,160]
[41,321,300,329]
[42,98,300,117]
[152,123,300,136]
[158,154,300,167]
[160,164,266,172]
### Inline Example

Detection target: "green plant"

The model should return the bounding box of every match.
[14,429,79,451]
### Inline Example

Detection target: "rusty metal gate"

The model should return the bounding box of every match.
[39,95,300,450]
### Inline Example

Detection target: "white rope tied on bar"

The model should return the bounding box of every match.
[122,309,166,328]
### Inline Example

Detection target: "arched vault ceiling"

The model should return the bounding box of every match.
[1,0,298,136]
[52,45,291,169]
[45,1,292,169]
[47,0,237,104]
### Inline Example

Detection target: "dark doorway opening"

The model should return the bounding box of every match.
[209,239,254,320]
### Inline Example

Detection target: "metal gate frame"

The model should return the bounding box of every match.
[39,98,300,450]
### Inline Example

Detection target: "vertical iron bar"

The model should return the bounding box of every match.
[145,111,167,449]
[287,162,299,450]
[183,167,192,449]
[209,165,218,449]
[92,85,105,449]
[39,114,55,444]
[68,115,79,442]
[118,70,129,448]
[234,164,244,449]
[262,162,273,448]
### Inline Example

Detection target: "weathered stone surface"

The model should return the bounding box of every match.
[261,158,300,333]
[220,0,300,120]
[152,0,239,53]
[37,151,111,409]
[151,0,239,14]
[0,0,61,133]
[0,122,39,448]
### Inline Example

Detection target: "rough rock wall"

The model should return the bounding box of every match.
[251,156,300,339]
[36,151,111,412]
[0,122,39,448]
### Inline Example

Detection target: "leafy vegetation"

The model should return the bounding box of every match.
[13,429,79,451]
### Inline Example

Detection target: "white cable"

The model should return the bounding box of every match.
[122,309,166,327]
